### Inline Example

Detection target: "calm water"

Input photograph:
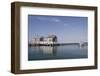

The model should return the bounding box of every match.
[28,45,88,61]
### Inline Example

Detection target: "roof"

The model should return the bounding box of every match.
[32,35,57,39]
[47,35,57,38]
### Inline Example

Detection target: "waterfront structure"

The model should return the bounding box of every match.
[30,35,87,47]
[32,35,57,45]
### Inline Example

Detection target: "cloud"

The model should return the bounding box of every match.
[36,16,61,23]
[63,23,68,26]
[36,17,47,20]
[51,18,61,22]
[36,16,69,27]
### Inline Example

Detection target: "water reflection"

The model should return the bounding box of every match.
[28,45,88,60]
[39,46,57,56]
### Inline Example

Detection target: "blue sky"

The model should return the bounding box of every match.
[28,15,88,43]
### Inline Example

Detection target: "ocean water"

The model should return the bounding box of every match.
[28,45,88,61]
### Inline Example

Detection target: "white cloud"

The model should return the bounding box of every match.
[63,23,68,26]
[37,17,47,20]
[36,16,61,23]
[51,18,61,22]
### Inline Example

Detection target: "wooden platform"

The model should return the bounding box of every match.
[29,43,80,46]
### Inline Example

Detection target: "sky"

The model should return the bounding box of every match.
[28,15,88,43]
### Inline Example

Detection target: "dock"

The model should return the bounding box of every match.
[29,43,80,46]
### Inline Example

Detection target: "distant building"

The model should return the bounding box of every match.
[32,35,57,44]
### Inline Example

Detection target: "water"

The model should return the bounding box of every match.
[28,45,88,61]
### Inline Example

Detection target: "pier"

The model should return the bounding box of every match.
[29,35,87,47]
[29,43,82,46]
